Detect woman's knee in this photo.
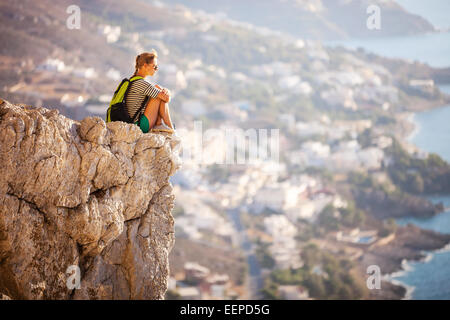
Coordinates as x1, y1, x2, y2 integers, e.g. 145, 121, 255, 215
144, 98, 161, 115
146, 97, 161, 109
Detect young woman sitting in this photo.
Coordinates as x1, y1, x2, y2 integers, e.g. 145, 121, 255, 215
126, 50, 175, 133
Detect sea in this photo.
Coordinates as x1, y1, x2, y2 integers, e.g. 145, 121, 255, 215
327, 0, 450, 300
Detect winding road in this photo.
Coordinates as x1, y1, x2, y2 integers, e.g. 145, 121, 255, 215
227, 208, 264, 299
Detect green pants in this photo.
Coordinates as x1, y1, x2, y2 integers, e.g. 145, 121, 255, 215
135, 114, 150, 133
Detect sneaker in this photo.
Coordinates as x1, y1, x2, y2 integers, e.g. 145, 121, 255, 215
151, 123, 175, 134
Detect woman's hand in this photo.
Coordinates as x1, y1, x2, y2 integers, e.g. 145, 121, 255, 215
155, 84, 171, 102
157, 90, 170, 103
163, 88, 171, 100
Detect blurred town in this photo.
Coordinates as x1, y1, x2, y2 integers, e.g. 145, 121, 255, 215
1, 0, 450, 300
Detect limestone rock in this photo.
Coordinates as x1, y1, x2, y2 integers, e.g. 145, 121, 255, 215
0, 100, 182, 299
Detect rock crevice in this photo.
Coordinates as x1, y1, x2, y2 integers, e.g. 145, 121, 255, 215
0, 100, 181, 299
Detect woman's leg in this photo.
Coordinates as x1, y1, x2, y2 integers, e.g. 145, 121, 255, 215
142, 98, 174, 131
159, 101, 174, 129
143, 97, 162, 129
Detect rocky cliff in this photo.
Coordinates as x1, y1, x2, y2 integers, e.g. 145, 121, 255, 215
0, 99, 182, 299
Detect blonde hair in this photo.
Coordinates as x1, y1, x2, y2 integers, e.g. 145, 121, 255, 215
134, 49, 158, 74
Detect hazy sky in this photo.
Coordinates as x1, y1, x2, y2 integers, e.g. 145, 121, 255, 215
396, 0, 450, 29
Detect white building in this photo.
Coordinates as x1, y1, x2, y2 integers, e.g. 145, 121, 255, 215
270, 61, 293, 77
185, 69, 206, 81
251, 181, 306, 214
333, 71, 364, 86
373, 136, 393, 149
321, 87, 357, 110
295, 121, 328, 137
174, 189, 235, 240
98, 25, 121, 43
37, 58, 65, 72
162, 64, 187, 90
298, 141, 331, 167
231, 72, 248, 82
358, 147, 384, 170
72, 67, 97, 79
60, 94, 87, 108
285, 200, 316, 222
264, 215, 303, 269
279, 114, 296, 130
278, 75, 301, 90
264, 215, 297, 238
106, 68, 121, 81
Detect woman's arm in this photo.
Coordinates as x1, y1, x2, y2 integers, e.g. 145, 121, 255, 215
155, 84, 171, 102
157, 90, 170, 102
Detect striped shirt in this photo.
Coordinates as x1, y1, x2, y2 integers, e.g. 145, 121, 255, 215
125, 78, 161, 120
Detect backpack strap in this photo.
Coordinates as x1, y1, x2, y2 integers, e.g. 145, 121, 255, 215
124, 76, 147, 123
130, 101, 147, 124
123, 76, 143, 102
132, 96, 150, 125
130, 76, 143, 81
114, 78, 128, 94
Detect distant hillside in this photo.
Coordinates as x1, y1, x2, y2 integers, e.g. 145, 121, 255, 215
0, 0, 190, 108
1, 0, 446, 123
0, 0, 191, 70
160, 0, 435, 40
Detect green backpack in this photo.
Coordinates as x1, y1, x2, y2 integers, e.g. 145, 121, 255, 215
105, 76, 147, 124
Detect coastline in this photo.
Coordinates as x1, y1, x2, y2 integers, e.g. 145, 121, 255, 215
397, 101, 450, 157
395, 112, 423, 157
385, 241, 450, 300
403, 102, 450, 163
367, 224, 450, 300
373, 106, 450, 300
435, 241, 450, 254
329, 30, 450, 69
384, 251, 433, 300
385, 260, 415, 300
405, 113, 419, 142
